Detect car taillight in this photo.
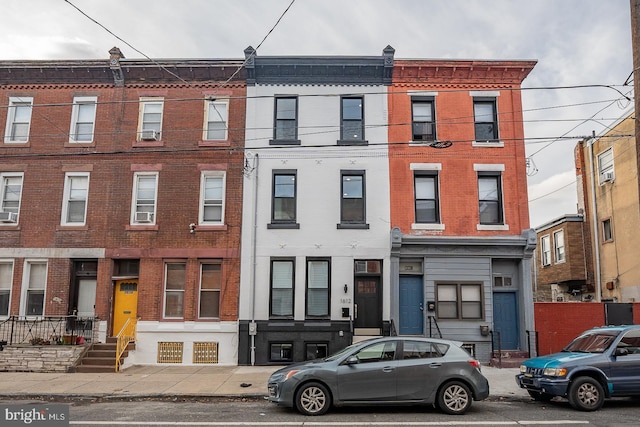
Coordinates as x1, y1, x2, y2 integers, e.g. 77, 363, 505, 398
468, 359, 481, 370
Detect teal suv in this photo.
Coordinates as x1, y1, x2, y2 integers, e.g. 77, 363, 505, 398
516, 325, 640, 411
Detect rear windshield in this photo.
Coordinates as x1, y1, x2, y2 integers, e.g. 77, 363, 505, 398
563, 331, 619, 353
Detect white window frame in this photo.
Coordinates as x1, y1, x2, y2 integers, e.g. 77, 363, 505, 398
0, 172, 23, 223
61, 172, 90, 226
553, 229, 566, 264
198, 262, 221, 319
199, 171, 225, 225
137, 97, 164, 141
0, 260, 14, 318
69, 96, 97, 142
4, 97, 33, 143
20, 260, 47, 317
204, 99, 228, 141
163, 262, 185, 319
540, 234, 551, 266
598, 148, 614, 184
130, 172, 158, 225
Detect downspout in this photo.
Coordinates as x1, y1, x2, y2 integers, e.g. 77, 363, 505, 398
249, 153, 259, 365
588, 134, 602, 302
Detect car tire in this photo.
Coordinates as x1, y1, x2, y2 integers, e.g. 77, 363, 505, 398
568, 376, 605, 411
295, 382, 331, 416
437, 381, 472, 415
527, 390, 554, 402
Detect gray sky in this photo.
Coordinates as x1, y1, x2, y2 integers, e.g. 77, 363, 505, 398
1, 0, 633, 228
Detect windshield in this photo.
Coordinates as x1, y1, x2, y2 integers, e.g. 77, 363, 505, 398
563, 331, 619, 353
324, 342, 361, 362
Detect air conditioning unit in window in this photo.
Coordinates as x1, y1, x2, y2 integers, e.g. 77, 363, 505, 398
602, 171, 614, 182
0, 211, 17, 223
140, 129, 159, 141
135, 211, 153, 223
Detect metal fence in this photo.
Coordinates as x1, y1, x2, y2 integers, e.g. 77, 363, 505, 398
0, 315, 98, 345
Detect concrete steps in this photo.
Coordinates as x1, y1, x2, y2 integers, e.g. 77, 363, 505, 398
72, 338, 135, 373
489, 350, 529, 368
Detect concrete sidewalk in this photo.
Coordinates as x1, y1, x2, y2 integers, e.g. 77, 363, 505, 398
0, 365, 528, 401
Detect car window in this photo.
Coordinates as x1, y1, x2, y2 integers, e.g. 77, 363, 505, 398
564, 331, 618, 353
355, 341, 397, 363
402, 340, 443, 359
617, 330, 640, 354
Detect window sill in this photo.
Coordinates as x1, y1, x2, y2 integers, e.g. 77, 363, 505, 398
337, 139, 368, 146
412, 223, 445, 231
133, 140, 164, 147
267, 223, 300, 229
409, 140, 436, 146
65, 141, 95, 147
126, 224, 159, 231
477, 224, 509, 231
56, 225, 89, 230
196, 224, 228, 231
199, 140, 231, 147
269, 139, 301, 145
337, 223, 370, 229
472, 140, 504, 147
0, 224, 20, 230
2, 141, 30, 147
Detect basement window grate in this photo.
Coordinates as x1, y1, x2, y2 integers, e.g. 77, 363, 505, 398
193, 342, 219, 364
157, 341, 184, 363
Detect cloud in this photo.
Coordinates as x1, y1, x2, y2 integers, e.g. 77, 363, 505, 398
528, 169, 579, 227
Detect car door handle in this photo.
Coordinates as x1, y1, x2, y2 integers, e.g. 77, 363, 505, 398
382, 366, 394, 373
429, 363, 442, 368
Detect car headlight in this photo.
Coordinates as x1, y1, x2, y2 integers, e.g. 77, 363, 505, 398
543, 367, 567, 377
520, 365, 527, 373
284, 370, 300, 381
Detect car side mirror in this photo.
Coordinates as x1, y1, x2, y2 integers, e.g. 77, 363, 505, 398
615, 347, 629, 357
345, 355, 359, 365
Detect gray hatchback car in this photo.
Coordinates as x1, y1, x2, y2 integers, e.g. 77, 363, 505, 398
267, 336, 489, 416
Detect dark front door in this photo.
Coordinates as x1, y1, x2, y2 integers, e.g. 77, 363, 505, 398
399, 276, 423, 335
493, 292, 519, 349
354, 277, 381, 335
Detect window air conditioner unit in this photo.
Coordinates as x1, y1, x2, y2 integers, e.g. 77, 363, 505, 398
140, 129, 159, 141
602, 171, 614, 182
135, 211, 153, 223
0, 211, 17, 223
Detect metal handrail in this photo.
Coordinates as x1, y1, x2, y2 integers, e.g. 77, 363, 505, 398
115, 317, 137, 372
427, 315, 443, 338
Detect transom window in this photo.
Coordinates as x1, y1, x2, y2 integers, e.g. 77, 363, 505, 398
473, 98, 498, 142
69, 96, 97, 142
273, 96, 298, 143
414, 172, 439, 223
204, 100, 228, 140
478, 173, 503, 224
164, 262, 185, 318
340, 96, 364, 143
200, 171, 225, 225
4, 97, 33, 143
412, 97, 436, 142
436, 283, 482, 320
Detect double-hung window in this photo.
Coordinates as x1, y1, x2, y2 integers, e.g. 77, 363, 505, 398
164, 262, 185, 318
598, 148, 614, 183
340, 96, 365, 143
4, 97, 33, 143
1, 173, 23, 223
138, 98, 163, 141
540, 235, 551, 266
436, 283, 482, 320
339, 170, 367, 227
554, 230, 566, 263
69, 96, 97, 142
204, 100, 228, 141
414, 171, 439, 223
0, 261, 13, 317
22, 261, 47, 316
270, 259, 294, 317
199, 263, 221, 318
412, 97, 436, 142
473, 97, 498, 142
270, 170, 297, 226
602, 218, 613, 242
272, 96, 299, 143
478, 172, 503, 225
131, 172, 158, 225
306, 258, 330, 318
61, 173, 89, 225
200, 171, 225, 225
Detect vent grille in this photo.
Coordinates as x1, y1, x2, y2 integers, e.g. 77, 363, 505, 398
157, 341, 184, 363
193, 342, 219, 364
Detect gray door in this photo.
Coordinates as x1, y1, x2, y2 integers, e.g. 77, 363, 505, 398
399, 276, 423, 335
493, 292, 519, 349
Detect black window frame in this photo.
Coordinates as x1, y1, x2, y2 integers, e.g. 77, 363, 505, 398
436, 282, 484, 320
473, 97, 499, 142
269, 342, 293, 362
411, 96, 436, 142
269, 258, 295, 318
478, 172, 504, 225
270, 96, 300, 145
269, 170, 299, 229
414, 171, 440, 223
338, 96, 366, 145
305, 342, 329, 361
338, 170, 368, 229
305, 257, 331, 318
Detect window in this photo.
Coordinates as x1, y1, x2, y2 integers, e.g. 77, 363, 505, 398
436, 283, 482, 320
270, 343, 293, 362
272, 97, 298, 143
204, 100, 228, 140
199, 263, 221, 318
164, 263, 185, 318
0, 261, 13, 317
22, 261, 46, 316
493, 275, 512, 287
1, 173, 23, 221
305, 343, 328, 360
61, 173, 89, 225
306, 259, 330, 317
602, 218, 613, 242
412, 97, 436, 141
473, 98, 498, 142
340, 171, 366, 226
131, 172, 158, 224
598, 148, 614, 183
199, 171, 225, 225
414, 172, 439, 223
554, 230, 566, 263
478, 173, 503, 224
4, 97, 33, 143
271, 171, 297, 225
270, 259, 294, 317
354, 341, 397, 363
540, 235, 551, 266
138, 98, 163, 141
340, 96, 364, 143
69, 96, 97, 142
402, 340, 446, 359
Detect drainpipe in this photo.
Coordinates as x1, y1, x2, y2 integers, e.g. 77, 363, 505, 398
249, 153, 259, 365
587, 134, 602, 302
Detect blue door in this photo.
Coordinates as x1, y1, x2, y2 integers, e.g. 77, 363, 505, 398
493, 292, 519, 349
399, 276, 423, 335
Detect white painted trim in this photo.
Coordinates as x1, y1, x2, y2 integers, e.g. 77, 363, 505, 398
412, 223, 445, 231
477, 224, 510, 231
472, 140, 505, 148
410, 163, 442, 171
469, 90, 500, 97
474, 163, 505, 171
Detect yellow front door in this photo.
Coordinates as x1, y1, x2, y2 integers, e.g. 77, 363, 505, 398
113, 280, 138, 336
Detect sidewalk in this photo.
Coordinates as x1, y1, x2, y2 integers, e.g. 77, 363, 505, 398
0, 365, 528, 401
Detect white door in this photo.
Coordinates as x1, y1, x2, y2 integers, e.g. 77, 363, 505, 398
77, 279, 96, 317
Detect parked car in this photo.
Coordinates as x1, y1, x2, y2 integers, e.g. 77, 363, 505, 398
267, 336, 489, 416
516, 325, 640, 411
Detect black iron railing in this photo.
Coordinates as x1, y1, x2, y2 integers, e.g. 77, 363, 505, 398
0, 315, 98, 345
427, 315, 443, 338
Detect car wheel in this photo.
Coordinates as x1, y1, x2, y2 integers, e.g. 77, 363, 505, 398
527, 390, 554, 402
295, 382, 331, 416
437, 381, 472, 415
568, 377, 605, 411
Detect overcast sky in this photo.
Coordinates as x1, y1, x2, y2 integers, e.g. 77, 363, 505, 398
1, 0, 634, 228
